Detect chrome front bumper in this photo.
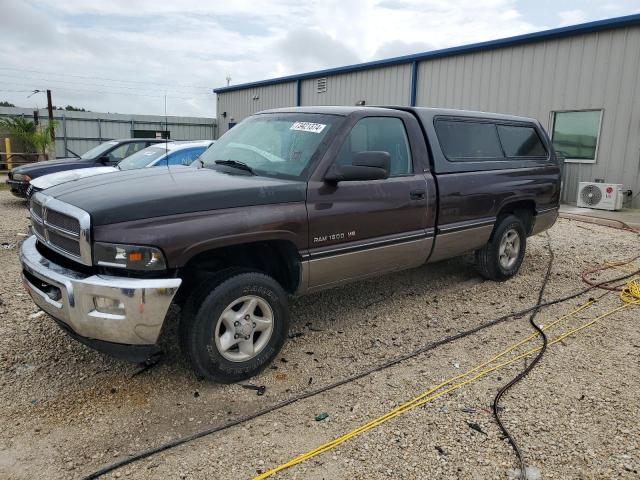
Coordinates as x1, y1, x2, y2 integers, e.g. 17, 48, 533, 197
20, 235, 182, 347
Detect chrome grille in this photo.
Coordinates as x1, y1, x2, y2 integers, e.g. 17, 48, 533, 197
32, 222, 45, 239
29, 193, 92, 265
47, 230, 81, 256
31, 200, 43, 220
46, 210, 80, 235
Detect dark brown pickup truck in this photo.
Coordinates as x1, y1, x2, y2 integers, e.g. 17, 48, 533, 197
20, 106, 560, 382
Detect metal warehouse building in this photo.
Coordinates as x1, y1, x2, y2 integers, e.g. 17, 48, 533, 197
214, 14, 640, 208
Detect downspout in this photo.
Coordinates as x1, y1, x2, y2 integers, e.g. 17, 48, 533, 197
410, 61, 418, 107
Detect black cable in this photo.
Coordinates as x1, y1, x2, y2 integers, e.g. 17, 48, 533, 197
492, 233, 554, 479
83, 265, 640, 480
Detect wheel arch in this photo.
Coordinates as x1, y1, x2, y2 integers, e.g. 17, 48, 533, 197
494, 198, 537, 237
175, 239, 302, 304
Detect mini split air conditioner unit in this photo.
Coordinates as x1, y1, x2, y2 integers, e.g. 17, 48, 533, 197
577, 182, 624, 211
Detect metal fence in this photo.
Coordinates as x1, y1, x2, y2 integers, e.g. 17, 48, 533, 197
0, 151, 38, 169
0, 107, 217, 168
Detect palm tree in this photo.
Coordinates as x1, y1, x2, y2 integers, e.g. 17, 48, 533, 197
0, 116, 56, 156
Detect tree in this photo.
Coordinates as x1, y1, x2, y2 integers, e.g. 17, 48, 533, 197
0, 116, 56, 156
53, 105, 87, 111
0, 100, 16, 107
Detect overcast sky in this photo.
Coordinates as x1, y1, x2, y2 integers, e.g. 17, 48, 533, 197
1, 0, 638, 118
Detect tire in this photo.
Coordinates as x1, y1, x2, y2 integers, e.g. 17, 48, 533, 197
475, 215, 527, 281
180, 271, 289, 383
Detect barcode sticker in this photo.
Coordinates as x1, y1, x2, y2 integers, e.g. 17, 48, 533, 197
290, 122, 326, 133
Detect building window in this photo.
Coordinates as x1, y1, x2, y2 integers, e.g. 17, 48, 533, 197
132, 129, 170, 139
551, 110, 602, 163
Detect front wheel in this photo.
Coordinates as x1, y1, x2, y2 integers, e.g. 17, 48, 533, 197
475, 215, 527, 281
180, 271, 289, 383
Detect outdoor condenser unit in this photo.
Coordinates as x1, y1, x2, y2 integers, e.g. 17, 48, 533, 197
576, 182, 625, 211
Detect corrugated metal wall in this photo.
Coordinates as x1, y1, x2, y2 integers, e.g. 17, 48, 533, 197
216, 24, 640, 207
300, 64, 412, 106
215, 64, 412, 136
216, 82, 296, 136
0, 107, 216, 159
416, 26, 640, 207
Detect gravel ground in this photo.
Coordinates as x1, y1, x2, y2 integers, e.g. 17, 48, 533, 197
0, 189, 638, 480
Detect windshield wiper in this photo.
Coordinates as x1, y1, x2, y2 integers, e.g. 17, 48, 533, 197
214, 159, 255, 174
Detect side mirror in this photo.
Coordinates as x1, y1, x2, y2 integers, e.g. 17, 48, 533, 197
325, 151, 390, 183
98, 155, 112, 165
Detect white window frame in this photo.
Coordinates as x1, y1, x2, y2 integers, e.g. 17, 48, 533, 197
549, 109, 603, 164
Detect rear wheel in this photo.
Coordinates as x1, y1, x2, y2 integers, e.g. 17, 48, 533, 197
475, 215, 526, 281
180, 271, 289, 383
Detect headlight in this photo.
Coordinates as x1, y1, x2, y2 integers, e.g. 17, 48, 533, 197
93, 242, 167, 271
13, 173, 31, 181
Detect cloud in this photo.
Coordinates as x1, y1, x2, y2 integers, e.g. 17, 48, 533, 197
274, 28, 361, 74
1, 1, 638, 117
0, 1, 61, 46
558, 9, 588, 26
373, 40, 437, 60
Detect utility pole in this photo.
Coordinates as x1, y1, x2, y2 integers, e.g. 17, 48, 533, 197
26, 89, 57, 159
46, 89, 56, 159
46, 89, 54, 141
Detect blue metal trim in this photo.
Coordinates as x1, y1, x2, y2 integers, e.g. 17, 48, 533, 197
213, 13, 640, 94
410, 61, 418, 107
296, 79, 301, 106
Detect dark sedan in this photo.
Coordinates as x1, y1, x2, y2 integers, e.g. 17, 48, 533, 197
7, 138, 169, 198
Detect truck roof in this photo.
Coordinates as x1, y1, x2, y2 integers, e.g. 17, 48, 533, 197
258, 106, 538, 124
259, 106, 373, 116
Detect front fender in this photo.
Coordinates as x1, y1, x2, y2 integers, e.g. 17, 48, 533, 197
92, 203, 308, 268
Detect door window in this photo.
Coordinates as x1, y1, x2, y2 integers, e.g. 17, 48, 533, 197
335, 117, 412, 176
105, 142, 145, 163
125, 142, 147, 157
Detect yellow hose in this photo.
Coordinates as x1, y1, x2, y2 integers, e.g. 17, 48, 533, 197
621, 279, 640, 305
255, 281, 640, 480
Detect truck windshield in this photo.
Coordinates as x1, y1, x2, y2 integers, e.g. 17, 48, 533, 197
199, 114, 341, 178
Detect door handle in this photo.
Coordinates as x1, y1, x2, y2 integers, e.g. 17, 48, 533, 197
410, 189, 425, 200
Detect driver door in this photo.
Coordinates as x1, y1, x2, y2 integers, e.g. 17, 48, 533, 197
306, 115, 432, 290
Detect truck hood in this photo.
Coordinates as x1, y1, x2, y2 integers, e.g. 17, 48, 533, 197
42, 167, 306, 225
13, 158, 94, 178
31, 166, 118, 190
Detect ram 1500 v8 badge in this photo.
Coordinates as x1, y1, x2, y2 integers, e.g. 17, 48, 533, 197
20, 106, 560, 382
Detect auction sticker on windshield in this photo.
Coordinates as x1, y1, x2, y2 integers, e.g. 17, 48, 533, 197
290, 122, 326, 133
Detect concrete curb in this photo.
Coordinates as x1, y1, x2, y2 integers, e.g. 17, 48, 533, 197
559, 212, 640, 232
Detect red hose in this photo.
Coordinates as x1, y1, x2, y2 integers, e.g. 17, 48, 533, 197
581, 256, 640, 292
